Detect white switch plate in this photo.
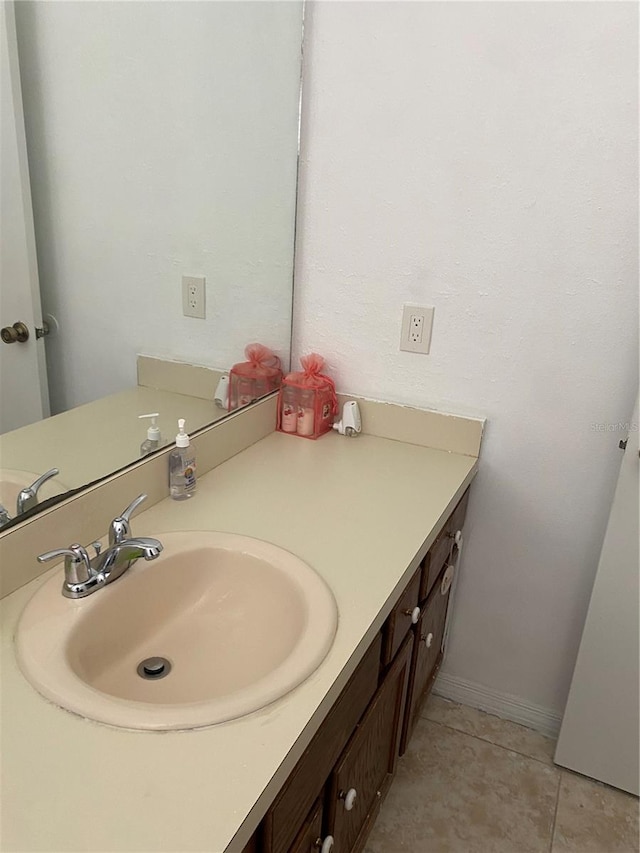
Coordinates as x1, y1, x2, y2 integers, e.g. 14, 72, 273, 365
182, 275, 206, 319
400, 305, 434, 354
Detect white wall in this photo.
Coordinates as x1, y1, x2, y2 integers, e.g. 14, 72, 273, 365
16, 1, 302, 413
294, 2, 638, 717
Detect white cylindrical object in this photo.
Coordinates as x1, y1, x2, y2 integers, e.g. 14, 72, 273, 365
424, 632, 434, 648
319, 836, 334, 853
214, 375, 229, 409
343, 788, 357, 811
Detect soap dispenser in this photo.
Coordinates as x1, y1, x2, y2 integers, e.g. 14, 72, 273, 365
139, 413, 161, 455
169, 418, 196, 500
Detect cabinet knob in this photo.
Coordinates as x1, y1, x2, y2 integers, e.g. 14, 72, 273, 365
339, 787, 357, 811
314, 836, 334, 853
402, 605, 421, 624
421, 632, 434, 648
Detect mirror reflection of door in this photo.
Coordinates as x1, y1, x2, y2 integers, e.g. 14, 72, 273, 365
0, 1, 49, 434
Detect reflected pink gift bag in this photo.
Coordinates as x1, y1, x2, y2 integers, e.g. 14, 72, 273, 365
277, 354, 337, 439
228, 344, 283, 411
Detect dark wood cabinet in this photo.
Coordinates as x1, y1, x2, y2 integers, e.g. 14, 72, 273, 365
400, 567, 452, 754
262, 635, 381, 853
326, 634, 412, 853
419, 487, 469, 603
256, 486, 471, 853
289, 798, 324, 853
381, 567, 420, 667
241, 833, 260, 853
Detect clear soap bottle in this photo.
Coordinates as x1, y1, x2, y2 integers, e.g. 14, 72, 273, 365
169, 419, 196, 500
139, 412, 161, 455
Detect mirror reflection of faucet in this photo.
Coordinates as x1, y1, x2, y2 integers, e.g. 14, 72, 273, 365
0, 467, 60, 528
36, 493, 163, 599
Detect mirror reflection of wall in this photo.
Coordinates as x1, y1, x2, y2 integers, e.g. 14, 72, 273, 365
0, 0, 303, 520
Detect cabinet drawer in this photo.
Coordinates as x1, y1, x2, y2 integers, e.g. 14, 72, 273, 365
381, 567, 421, 667
263, 633, 382, 853
289, 798, 323, 853
449, 487, 470, 537
419, 488, 469, 602
400, 568, 453, 755
327, 634, 412, 853
419, 527, 451, 602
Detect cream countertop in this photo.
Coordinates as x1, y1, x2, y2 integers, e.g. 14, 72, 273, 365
0, 429, 477, 852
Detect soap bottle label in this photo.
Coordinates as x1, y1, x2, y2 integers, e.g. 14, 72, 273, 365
183, 457, 196, 488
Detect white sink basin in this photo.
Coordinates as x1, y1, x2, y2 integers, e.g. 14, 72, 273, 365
16, 532, 338, 730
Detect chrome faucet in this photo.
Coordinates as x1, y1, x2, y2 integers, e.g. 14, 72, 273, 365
17, 468, 60, 515
37, 494, 163, 599
0, 468, 60, 528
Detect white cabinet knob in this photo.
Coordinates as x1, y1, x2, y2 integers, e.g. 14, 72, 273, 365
340, 787, 357, 811
403, 606, 420, 624
423, 632, 434, 648
315, 836, 334, 853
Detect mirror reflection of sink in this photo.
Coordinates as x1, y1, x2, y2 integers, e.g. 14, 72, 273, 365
16, 532, 338, 730
0, 469, 68, 512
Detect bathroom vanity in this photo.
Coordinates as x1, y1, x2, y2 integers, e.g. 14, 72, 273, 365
255, 487, 469, 853
0, 399, 482, 852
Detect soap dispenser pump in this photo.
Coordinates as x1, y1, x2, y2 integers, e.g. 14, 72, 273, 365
139, 413, 161, 455
169, 418, 196, 500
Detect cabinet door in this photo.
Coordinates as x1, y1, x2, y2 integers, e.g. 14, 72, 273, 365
262, 634, 382, 853
400, 567, 452, 754
326, 634, 412, 853
289, 798, 324, 853
240, 832, 259, 853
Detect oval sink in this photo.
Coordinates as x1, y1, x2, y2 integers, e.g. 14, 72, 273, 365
16, 532, 338, 730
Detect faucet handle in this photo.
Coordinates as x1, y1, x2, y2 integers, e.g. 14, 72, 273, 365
16, 467, 60, 515
38, 543, 92, 585
109, 493, 147, 545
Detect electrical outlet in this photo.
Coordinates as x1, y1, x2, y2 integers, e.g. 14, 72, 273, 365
409, 313, 424, 344
400, 305, 434, 354
182, 275, 206, 319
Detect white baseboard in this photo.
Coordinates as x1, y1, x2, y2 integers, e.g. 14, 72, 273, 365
433, 671, 563, 740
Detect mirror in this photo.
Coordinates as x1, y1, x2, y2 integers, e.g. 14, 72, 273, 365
0, 0, 302, 527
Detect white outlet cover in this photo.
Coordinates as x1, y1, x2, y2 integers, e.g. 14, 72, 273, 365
182, 275, 206, 319
400, 304, 434, 354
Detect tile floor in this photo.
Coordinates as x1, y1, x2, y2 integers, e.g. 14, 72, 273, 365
364, 695, 639, 853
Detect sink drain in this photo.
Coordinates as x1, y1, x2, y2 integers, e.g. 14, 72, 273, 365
137, 656, 172, 680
